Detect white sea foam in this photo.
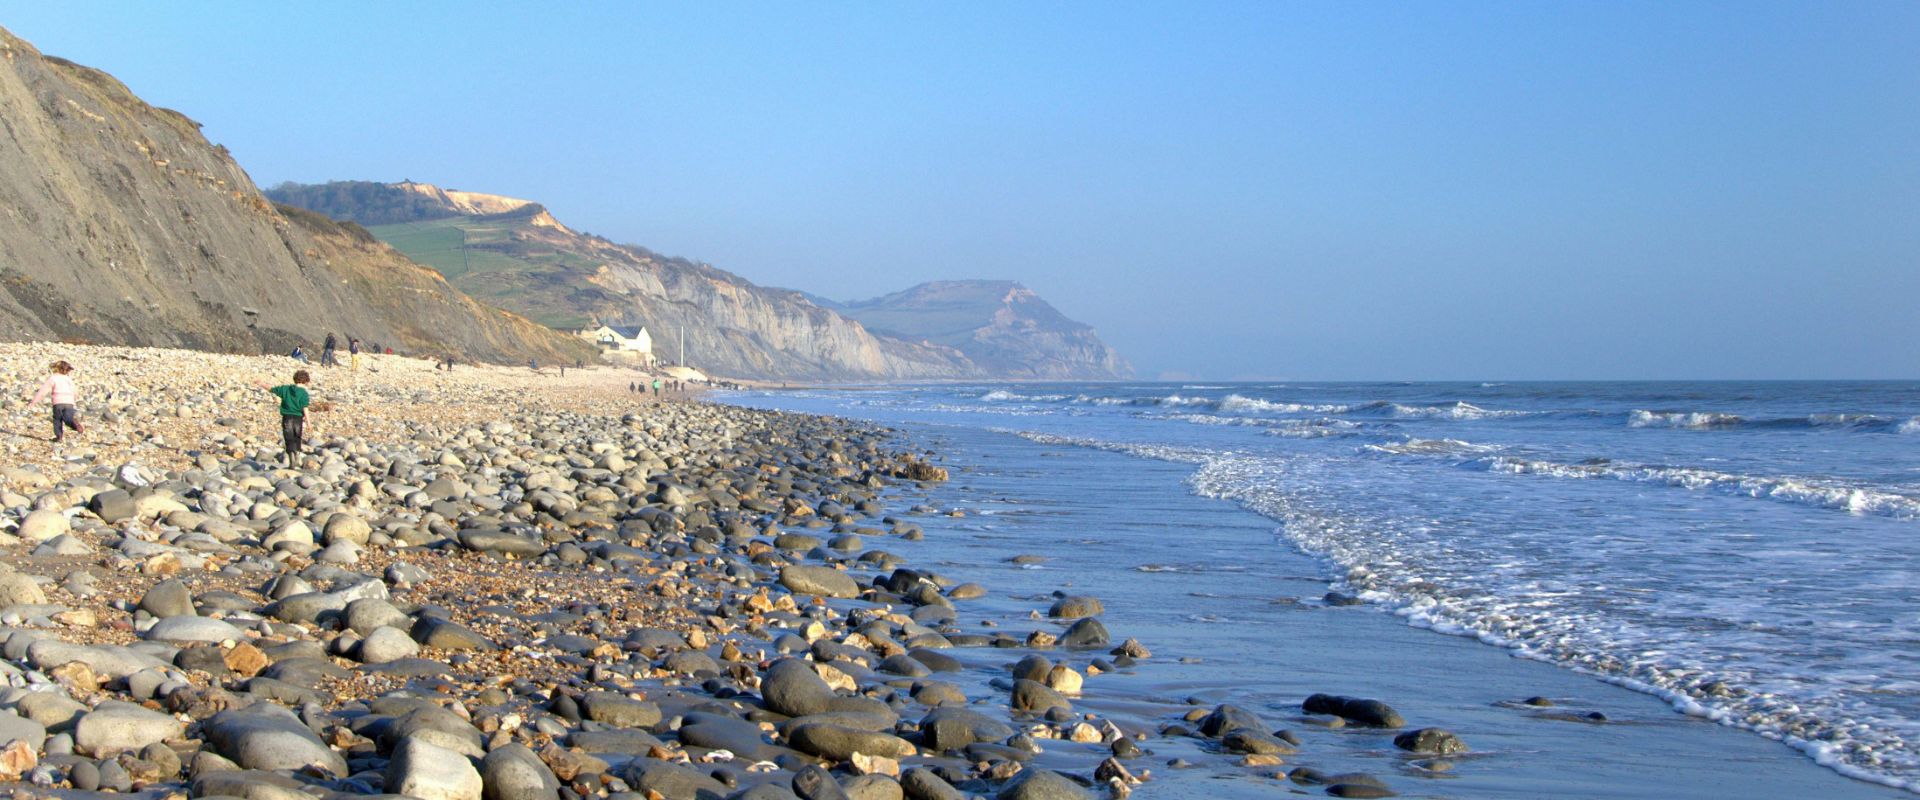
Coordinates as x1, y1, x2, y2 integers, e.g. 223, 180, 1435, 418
1217, 394, 1349, 415
1003, 428, 1920, 791
1363, 437, 1502, 456
1482, 456, 1920, 520
979, 390, 1069, 403
1630, 410, 1748, 428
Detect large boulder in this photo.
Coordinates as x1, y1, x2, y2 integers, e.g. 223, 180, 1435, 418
780, 565, 860, 599
479, 743, 559, 800
18, 509, 69, 542
144, 616, 244, 644
138, 579, 196, 618
996, 769, 1092, 800
1010, 680, 1070, 714
73, 702, 183, 755
357, 627, 421, 664
785, 723, 916, 761
918, 708, 1014, 752
204, 703, 347, 776
0, 574, 47, 609
1302, 694, 1404, 728
321, 514, 372, 546
387, 736, 483, 800
1046, 596, 1103, 619
578, 692, 661, 729
1393, 728, 1468, 755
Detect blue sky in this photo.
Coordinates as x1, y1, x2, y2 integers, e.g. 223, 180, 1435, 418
4, 2, 1916, 379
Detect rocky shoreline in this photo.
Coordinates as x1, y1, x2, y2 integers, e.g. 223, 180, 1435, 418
0, 344, 1459, 800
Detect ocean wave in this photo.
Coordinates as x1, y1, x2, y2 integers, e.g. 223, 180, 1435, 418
1364, 437, 1503, 457
1632, 409, 1920, 433
1217, 394, 1349, 415
1481, 456, 1920, 520
979, 389, 1070, 403
1349, 400, 1532, 420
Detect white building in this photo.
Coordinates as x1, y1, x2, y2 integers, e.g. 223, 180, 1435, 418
578, 323, 653, 364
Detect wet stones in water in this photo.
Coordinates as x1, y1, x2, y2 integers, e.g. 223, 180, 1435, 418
1047, 596, 1104, 619
1302, 694, 1405, 728
786, 723, 916, 761
919, 707, 1015, 752
793, 764, 852, 800
1328, 783, 1398, 798
996, 768, 1094, 800
1222, 728, 1295, 756
1197, 704, 1266, 738
902, 767, 968, 800
1011, 679, 1071, 714
1058, 618, 1109, 648
948, 583, 987, 600
1392, 728, 1467, 755
1323, 592, 1365, 607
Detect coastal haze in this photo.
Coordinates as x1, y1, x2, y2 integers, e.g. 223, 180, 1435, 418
0, 5, 1912, 800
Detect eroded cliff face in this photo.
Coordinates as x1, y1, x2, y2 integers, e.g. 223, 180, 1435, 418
269, 183, 981, 380
830, 281, 1134, 380
0, 28, 591, 364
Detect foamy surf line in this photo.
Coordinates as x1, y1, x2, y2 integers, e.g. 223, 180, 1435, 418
998, 426, 1920, 794
1479, 455, 1920, 520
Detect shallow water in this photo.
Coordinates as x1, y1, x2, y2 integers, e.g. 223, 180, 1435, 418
723, 381, 1920, 797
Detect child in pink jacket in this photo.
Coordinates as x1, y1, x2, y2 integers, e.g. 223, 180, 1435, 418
29, 360, 83, 442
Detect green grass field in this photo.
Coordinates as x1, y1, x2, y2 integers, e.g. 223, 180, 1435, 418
369, 220, 536, 280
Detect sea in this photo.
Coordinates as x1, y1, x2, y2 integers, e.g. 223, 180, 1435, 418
721, 381, 1920, 798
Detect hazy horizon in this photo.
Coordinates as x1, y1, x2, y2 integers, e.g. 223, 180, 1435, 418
6, 2, 1916, 380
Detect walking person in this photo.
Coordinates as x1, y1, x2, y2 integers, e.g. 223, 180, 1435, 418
321, 333, 338, 367
348, 338, 362, 371
28, 360, 83, 443
257, 370, 326, 466
651, 378, 661, 397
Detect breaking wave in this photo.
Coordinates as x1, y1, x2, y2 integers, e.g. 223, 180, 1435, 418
1481, 456, 1920, 520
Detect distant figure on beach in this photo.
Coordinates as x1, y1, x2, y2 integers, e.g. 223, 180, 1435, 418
652, 378, 661, 396
629, 382, 636, 393
258, 369, 326, 466
349, 338, 362, 370
28, 360, 83, 443
445, 354, 456, 371
528, 358, 538, 372
290, 346, 309, 363
321, 333, 338, 367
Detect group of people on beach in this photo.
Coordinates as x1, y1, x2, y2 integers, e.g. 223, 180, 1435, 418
23, 358, 325, 467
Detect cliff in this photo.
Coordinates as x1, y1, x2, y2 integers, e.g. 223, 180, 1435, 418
826, 281, 1133, 380
268, 182, 982, 380
0, 27, 594, 364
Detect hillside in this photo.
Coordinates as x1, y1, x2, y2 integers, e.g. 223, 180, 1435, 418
825, 280, 1133, 380
273, 181, 1068, 380
0, 27, 593, 364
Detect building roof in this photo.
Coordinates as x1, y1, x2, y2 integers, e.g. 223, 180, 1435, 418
601, 325, 647, 339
